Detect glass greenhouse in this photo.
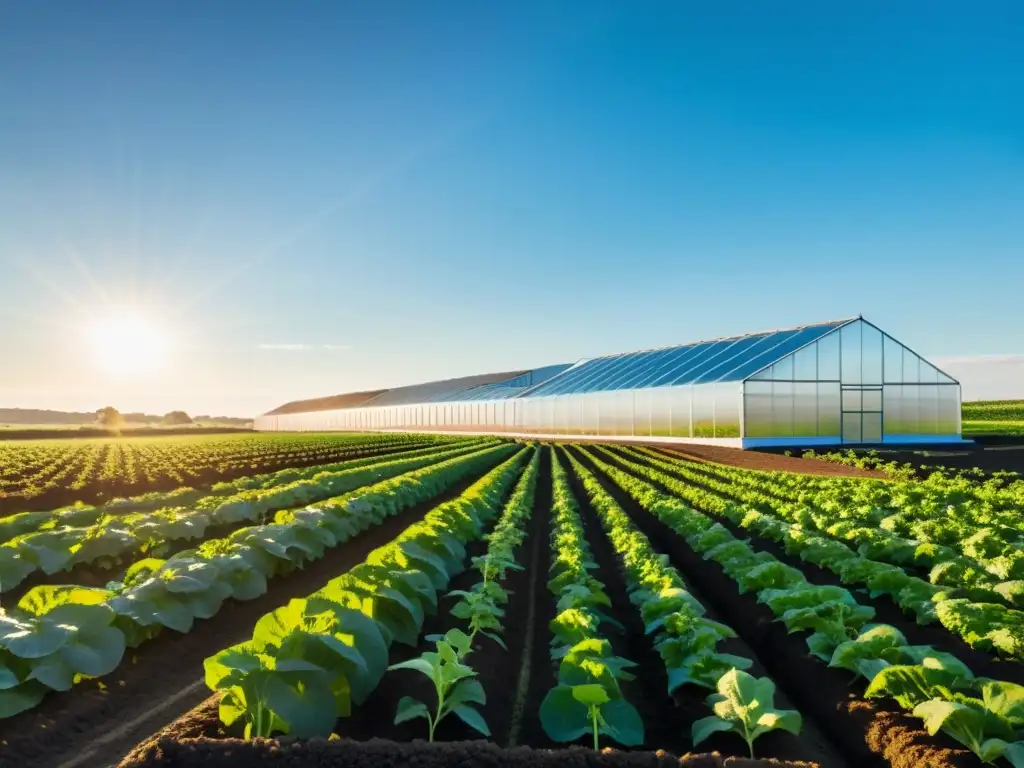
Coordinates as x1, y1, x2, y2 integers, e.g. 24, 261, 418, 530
255, 317, 963, 447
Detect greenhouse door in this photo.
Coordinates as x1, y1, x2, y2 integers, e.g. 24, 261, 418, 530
841, 386, 883, 444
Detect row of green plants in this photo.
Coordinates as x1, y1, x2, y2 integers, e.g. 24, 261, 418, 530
0, 433, 445, 511
611, 447, 1024, 659
630, 447, 1024, 608
580, 447, 1024, 766
538, 448, 642, 750
389, 447, 541, 740
564, 449, 801, 757
0, 437, 483, 545
0, 443, 517, 720
694, 447, 1024, 563
203, 447, 532, 738
0, 441, 494, 591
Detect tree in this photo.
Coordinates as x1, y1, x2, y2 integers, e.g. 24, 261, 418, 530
95, 407, 123, 428
161, 410, 194, 426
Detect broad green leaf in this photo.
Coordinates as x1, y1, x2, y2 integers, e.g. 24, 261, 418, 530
452, 704, 490, 736
692, 714, 734, 747
447, 678, 486, 709
983, 681, 1024, 728
572, 683, 610, 706
394, 695, 429, 724
601, 698, 644, 746
0, 681, 48, 718
539, 685, 591, 742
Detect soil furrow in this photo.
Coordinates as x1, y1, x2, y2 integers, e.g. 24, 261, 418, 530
613, 446, 1024, 685
569, 447, 974, 768
0, 466, 493, 768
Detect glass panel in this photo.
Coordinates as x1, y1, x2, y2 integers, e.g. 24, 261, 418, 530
632, 344, 706, 389
669, 386, 691, 438
920, 386, 939, 435
717, 328, 804, 381
678, 339, 749, 384
936, 367, 956, 384
883, 336, 903, 383
692, 384, 715, 437
714, 383, 741, 437
633, 390, 651, 437
773, 354, 794, 381
905, 387, 923, 435
772, 381, 794, 437
650, 388, 671, 436
744, 382, 774, 437
817, 331, 840, 380
750, 367, 773, 380
902, 349, 920, 383
861, 324, 883, 385
579, 353, 644, 393
843, 412, 862, 442
793, 344, 817, 380
862, 412, 882, 442
582, 393, 598, 435
657, 341, 732, 386
862, 389, 882, 411
920, 362, 938, 384
613, 347, 676, 390
794, 382, 818, 436
842, 390, 862, 412
937, 386, 960, 434
694, 334, 772, 383
818, 383, 841, 436
841, 321, 862, 385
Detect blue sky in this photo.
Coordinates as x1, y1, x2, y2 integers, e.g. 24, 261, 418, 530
1, 1, 1022, 416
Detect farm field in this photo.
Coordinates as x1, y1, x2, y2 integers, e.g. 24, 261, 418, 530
0, 432, 458, 516
2, 437, 1024, 767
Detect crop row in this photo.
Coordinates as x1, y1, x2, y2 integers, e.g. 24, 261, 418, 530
0, 442, 516, 718
0, 433, 455, 514
579, 446, 1024, 765
613, 447, 1024, 657
0, 440, 496, 592
203, 446, 532, 737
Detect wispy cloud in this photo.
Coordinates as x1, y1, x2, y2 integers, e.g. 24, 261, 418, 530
932, 353, 1024, 366
257, 343, 313, 351
258, 343, 353, 351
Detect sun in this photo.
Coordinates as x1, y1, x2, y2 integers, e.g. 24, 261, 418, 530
87, 311, 169, 375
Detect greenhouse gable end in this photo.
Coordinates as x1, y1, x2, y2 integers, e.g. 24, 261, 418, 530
255, 317, 964, 448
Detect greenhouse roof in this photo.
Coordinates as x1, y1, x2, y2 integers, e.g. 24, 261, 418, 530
518, 317, 854, 397
261, 318, 867, 415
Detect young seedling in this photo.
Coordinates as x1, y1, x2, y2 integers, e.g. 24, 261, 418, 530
691, 669, 802, 758
539, 682, 643, 750
389, 628, 490, 742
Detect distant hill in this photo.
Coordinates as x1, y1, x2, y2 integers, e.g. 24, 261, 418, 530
0, 408, 252, 428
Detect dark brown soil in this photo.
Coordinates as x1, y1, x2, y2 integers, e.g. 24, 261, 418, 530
330, 451, 542, 746
568, 447, 975, 768
0, 468, 495, 768
657, 445, 887, 479
117, 734, 820, 768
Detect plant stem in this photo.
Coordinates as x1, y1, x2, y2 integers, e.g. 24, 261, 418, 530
591, 705, 599, 751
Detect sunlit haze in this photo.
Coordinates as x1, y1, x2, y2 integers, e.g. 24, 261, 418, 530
2, 2, 1023, 418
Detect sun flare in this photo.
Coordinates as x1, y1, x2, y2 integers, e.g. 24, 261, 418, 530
87, 311, 169, 375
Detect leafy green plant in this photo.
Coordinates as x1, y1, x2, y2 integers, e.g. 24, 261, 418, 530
540, 682, 643, 750
692, 669, 802, 758
914, 681, 1024, 765
390, 628, 489, 741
